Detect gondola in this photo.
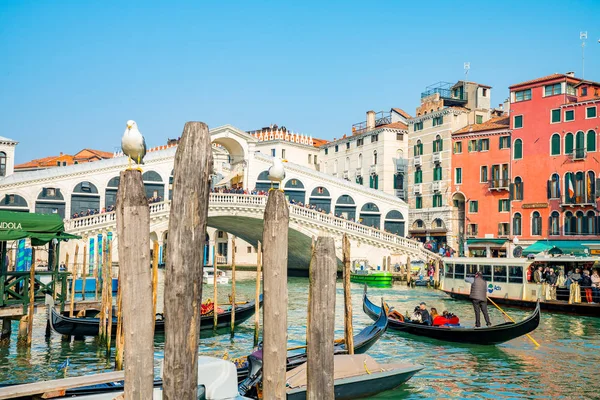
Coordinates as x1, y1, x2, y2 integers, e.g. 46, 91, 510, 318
47, 295, 263, 337
362, 287, 540, 345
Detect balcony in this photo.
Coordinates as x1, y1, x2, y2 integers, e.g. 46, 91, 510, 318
394, 158, 408, 173
561, 195, 596, 208
570, 148, 587, 161
432, 152, 441, 164
413, 184, 422, 195
432, 181, 442, 192
369, 165, 377, 175
413, 155, 422, 167
421, 81, 468, 107
356, 167, 362, 177
488, 178, 510, 190
395, 189, 407, 201
351, 111, 392, 135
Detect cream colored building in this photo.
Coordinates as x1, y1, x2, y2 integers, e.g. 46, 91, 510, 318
407, 81, 493, 249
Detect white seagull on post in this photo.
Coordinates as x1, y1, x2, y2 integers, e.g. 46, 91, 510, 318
268, 157, 286, 192
121, 120, 147, 171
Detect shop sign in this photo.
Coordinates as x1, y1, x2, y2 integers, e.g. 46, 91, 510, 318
522, 203, 548, 209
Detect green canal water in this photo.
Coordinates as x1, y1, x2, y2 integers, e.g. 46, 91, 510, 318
1, 276, 598, 399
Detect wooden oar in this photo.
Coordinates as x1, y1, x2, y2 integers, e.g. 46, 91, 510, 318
487, 297, 540, 347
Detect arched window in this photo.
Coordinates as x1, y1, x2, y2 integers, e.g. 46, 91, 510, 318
565, 133, 574, 154
587, 130, 596, 152
551, 134, 561, 156
588, 171, 596, 203
414, 168, 423, 184
513, 139, 523, 159
345, 157, 349, 171
308, 154, 312, 164
373, 150, 378, 165
549, 173, 560, 199
565, 211, 573, 235
433, 165, 442, 181
433, 135, 443, 152
513, 213, 522, 236
414, 140, 423, 156
531, 211, 542, 236
575, 172, 585, 203
576, 211, 584, 235
587, 211, 596, 235
334, 160, 338, 174
550, 211, 560, 236
0, 152, 6, 177
513, 177, 523, 200
358, 153, 362, 168
565, 172, 575, 204
576, 131, 585, 154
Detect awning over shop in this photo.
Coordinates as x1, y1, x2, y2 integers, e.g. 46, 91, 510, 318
523, 240, 600, 256
0, 210, 81, 245
467, 239, 507, 245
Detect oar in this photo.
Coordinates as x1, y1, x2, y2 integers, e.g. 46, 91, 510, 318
487, 297, 540, 347
287, 338, 345, 352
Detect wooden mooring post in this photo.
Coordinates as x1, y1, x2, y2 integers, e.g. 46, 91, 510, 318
254, 241, 262, 346
81, 245, 87, 301
105, 239, 113, 351
230, 236, 236, 335
69, 245, 79, 317
163, 121, 213, 399
212, 243, 218, 330
152, 240, 159, 321
116, 169, 153, 399
342, 234, 354, 355
262, 190, 289, 399
114, 269, 124, 371
307, 237, 336, 400
27, 248, 35, 346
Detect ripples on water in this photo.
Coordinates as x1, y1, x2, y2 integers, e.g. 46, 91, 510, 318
0, 275, 597, 399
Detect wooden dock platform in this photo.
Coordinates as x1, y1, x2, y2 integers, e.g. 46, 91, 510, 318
0, 300, 102, 318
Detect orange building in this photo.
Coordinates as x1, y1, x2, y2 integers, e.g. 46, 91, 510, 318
508, 73, 600, 254
15, 148, 114, 171
451, 116, 511, 256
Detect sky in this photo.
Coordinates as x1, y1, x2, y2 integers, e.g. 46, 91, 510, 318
1, 0, 600, 163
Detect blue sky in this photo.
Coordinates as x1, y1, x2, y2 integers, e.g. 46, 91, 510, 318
2, 0, 600, 163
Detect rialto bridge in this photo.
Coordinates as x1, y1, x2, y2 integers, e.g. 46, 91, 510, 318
0, 125, 438, 271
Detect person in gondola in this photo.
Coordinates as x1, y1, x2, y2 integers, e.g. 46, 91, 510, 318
419, 302, 432, 325
545, 268, 557, 300
465, 271, 491, 328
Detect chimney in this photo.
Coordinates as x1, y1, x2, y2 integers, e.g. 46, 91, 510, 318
366, 110, 376, 131
566, 71, 575, 78
59, 152, 63, 156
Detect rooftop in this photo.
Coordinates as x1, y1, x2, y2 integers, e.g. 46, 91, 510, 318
509, 73, 581, 89
453, 116, 510, 135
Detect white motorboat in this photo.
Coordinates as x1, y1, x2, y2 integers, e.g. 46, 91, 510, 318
203, 268, 230, 285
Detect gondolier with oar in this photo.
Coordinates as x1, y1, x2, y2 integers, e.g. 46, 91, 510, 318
465, 272, 492, 328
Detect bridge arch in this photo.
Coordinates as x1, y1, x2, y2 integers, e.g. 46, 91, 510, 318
334, 195, 356, 220
384, 210, 405, 236
142, 170, 164, 200
0, 194, 29, 212
105, 176, 120, 209
309, 186, 332, 213
360, 202, 381, 228
256, 170, 278, 191
284, 178, 305, 203
36, 187, 66, 218
71, 181, 100, 216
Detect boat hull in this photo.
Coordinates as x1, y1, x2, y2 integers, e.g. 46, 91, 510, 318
350, 272, 392, 287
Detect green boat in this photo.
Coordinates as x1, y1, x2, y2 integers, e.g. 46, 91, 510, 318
350, 269, 393, 287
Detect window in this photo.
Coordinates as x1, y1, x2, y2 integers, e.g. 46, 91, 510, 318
325, 148, 329, 155
414, 169, 423, 184
369, 174, 379, 189
564, 211, 575, 235
498, 223, 510, 237
414, 140, 423, 156
498, 199, 509, 212
566, 84, 576, 95
46, 188, 56, 197
308, 154, 312, 164
482, 88, 487, 97
396, 133, 403, 140
544, 83, 562, 96
413, 121, 424, 131
587, 107, 597, 119
551, 109, 561, 123
575, 130, 585, 157
532, 211, 542, 235
346, 142, 350, 150
509, 266, 524, 283
550, 211, 560, 235
476, 115, 483, 124
357, 138, 364, 146
513, 139, 523, 159
513, 177, 524, 200
549, 173, 560, 199
479, 138, 489, 151
433, 194, 442, 207
514, 115, 523, 129
433, 166, 442, 181
587, 130, 596, 152
499, 136, 510, 149
335, 145, 339, 152
0, 152, 5, 177
56, 161, 61, 166
453, 141, 462, 154
468, 139, 477, 152
344, 157, 349, 171
371, 134, 379, 143
565, 110, 574, 122
373, 150, 377, 165
513, 213, 522, 236
415, 196, 422, 209
313, 155, 317, 164
358, 153, 362, 167
247, 246, 252, 253
480, 166, 488, 183
433, 135, 443, 152
587, 211, 596, 235
551, 134, 561, 155
455, 168, 462, 184
217, 231, 224, 238
432, 116, 443, 126
565, 133, 574, 154
281, 149, 286, 159
582, 87, 588, 96
467, 224, 478, 236
469, 200, 478, 213
515, 89, 531, 102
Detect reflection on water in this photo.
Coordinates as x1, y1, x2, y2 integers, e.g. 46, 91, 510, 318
0, 273, 597, 399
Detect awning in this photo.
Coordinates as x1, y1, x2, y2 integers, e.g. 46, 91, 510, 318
467, 239, 507, 245
523, 240, 600, 256
0, 210, 81, 245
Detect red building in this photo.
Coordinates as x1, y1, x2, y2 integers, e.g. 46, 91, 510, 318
451, 116, 512, 257
508, 73, 600, 254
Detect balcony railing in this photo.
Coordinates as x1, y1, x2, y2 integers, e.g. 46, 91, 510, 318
356, 167, 362, 177
351, 111, 392, 135
432, 153, 441, 164
395, 189, 407, 200
413, 184, 422, 195
488, 178, 510, 190
570, 148, 586, 160
369, 165, 377, 175
432, 181, 442, 192
413, 155, 422, 167
343, 170, 349, 180
561, 195, 596, 207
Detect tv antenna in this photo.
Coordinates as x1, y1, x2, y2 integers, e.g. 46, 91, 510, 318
581, 31, 587, 79
464, 62, 470, 80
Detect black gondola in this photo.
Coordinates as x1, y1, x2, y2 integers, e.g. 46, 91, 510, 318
363, 288, 540, 345
47, 295, 263, 337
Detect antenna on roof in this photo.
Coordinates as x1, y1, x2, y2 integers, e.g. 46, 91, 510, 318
464, 62, 470, 81
580, 31, 587, 79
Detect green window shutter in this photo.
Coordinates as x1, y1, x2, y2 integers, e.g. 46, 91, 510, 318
551, 109, 561, 123
439, 139, 443, 151
374, 175, 379, 189
587, 107, 597, 118
587, 131, 596, 152
498, 200, 502, 212
514, 140, 522, 159
369, 175, 373, 188
565, 134, 574, 154
551, 134, 561, 155
468, 141, 472, 152
514, 116, 523, 129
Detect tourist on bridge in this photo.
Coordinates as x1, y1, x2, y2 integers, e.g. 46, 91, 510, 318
464, 271, 491, 328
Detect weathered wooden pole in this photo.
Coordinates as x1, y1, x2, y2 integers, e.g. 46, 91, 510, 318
230, 236, 236, 335
435, 259, 442, 288
387, 256, 392, 273
406, 256, 411, 285
116, 169, 153, 399
98, 237, 108, 341
94, 244, 99, 300
262, 190, 289, 399
27, 248, 36, 346
63, 252, 70, 301
382, 256, 386, 272
307, 237, 336, 400
69, 245, 79, 317
81, 245, 87, 301
114, 269, 124, 371
152, 240, 159, 320
342, 234, 354, 355
212, 243, 218, 329
254, 241, 262, 346
106, 239, 113, 351
163, 121, 212, 399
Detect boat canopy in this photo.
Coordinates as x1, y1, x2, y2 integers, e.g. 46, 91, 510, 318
0, 210, 80, 245
466, 239, 507, 245
523, 240, 600, 256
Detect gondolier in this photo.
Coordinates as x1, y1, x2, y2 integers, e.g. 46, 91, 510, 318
465, 272, 492, 328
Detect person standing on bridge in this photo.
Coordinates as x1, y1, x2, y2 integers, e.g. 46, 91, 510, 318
464, 271, 491, 328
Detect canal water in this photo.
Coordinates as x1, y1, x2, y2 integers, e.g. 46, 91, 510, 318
0, 274, 598, 399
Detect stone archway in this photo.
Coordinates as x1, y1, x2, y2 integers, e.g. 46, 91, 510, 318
210, 125, 258, 190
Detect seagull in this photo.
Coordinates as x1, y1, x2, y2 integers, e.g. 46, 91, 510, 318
267, 157, 286, 192
121, 120, 147, 170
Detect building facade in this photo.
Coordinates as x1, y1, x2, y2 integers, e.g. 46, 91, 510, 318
407, 81, 493, 249
0, 136, 18, 178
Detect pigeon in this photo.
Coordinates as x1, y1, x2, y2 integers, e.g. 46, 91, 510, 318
267, 157, 286, 191
121, 120, 147, 170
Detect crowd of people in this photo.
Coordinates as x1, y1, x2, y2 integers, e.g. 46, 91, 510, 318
528, 265, 600, 303
72, 195, 164, 219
